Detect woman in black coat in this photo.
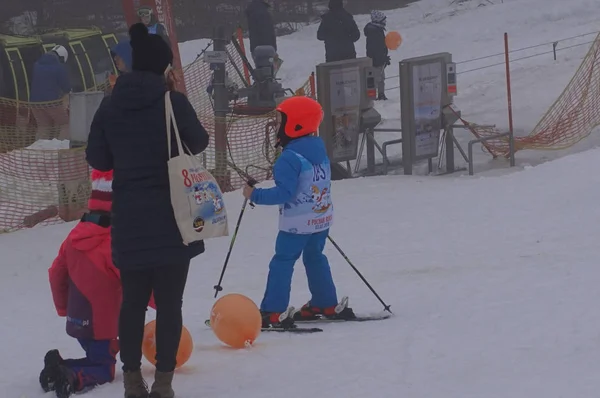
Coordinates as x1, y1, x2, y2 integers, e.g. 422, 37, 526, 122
317, 0, 360, 62
85, 23, 209, 398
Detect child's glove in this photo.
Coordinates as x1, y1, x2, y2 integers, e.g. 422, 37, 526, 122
242, 184, 254, 199
242, 179, 257, 200
386, 56, 391, 66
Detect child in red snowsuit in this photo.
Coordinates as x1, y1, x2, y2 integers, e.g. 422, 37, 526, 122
41, 169, 155, 398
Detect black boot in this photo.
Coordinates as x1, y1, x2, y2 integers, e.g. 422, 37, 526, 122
54, 365, 77, 398
39, 349, 63, 392
377, 94, 388, 101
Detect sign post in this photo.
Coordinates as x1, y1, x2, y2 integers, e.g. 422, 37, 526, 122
316, 58, 380, 178
399, 52, 453, 175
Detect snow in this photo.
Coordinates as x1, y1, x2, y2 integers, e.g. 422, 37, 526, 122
3, 0, 600, 397
25, 139, 70, 151
4, 143, 600, 397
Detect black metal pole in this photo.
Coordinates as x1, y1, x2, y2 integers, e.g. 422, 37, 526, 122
327, 235, 392, 313
213, 179, 257, 298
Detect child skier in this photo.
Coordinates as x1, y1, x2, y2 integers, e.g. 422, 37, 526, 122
364, 10, 391, 100
242, 96, 356, 328
40, 170, 155, 398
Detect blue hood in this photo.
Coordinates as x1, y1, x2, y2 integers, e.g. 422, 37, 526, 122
284, 135, 328, 165
111, 41, 133, 72
30, 52, 71, 102
38, 52, 60, 66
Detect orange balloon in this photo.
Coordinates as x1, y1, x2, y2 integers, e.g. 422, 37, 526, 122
210, 293, 262, 348
142, 320, 193, 369
385, 31, 403, 50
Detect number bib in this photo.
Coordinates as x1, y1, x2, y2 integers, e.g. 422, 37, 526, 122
278, 151, 334, 234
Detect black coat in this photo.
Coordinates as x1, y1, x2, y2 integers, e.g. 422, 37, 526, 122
85, 71, 210, 270
364, 23, 388, 67
245, 0, 277, 54
317, 7, 360, 63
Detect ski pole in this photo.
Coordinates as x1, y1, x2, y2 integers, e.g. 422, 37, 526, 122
327, 235, 392, 314
213, 179, 257, 298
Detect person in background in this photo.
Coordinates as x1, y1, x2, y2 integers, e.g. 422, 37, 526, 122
317, 0, 360, 62
30, 45, 71, 140
364, 10, 391, 100
40, 170, 156, 398
137, 6, 171, 47
112, 41, 133, 74
108, 41, 133, 91
245, 0, 277, 57
86, 22, 209, 398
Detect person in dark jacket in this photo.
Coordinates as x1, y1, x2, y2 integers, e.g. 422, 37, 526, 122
85, 22, 209, 398
108, 41, 133, 93
317, 0, 360, 62
111, 41, 133, 74
137, 6, 171, 47
245, 0, 277, 56
30, 45, 71, 140
364, 10, 390, 100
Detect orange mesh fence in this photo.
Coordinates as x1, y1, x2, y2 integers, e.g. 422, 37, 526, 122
6, 30, 600, 233
183, 31, 315, 190
0, 98, 93, 233
461, 32, 600, 157
0, 34, 313, 233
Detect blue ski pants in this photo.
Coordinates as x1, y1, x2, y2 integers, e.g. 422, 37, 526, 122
64, 338, 119, 391
260, 229, 338, 313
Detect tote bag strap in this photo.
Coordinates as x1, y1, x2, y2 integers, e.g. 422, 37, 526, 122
165, 92, 185, 159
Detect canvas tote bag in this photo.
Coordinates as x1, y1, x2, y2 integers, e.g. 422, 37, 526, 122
165, 92, 229, 244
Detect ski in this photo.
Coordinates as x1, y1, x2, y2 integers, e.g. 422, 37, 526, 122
293, 297, 392, 324
261, 326, 323, 333
204, 319, 322, 333
294, 313, 391, 324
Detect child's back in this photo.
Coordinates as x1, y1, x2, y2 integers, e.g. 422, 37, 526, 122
50, 215, 121, 340
275, 135, 334, 234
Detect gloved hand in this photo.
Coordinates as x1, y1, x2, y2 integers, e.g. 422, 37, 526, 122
386, 56, 391, 66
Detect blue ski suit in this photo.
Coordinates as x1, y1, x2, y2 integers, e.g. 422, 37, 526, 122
251, 135, 338, 313
66, 339, 119, 390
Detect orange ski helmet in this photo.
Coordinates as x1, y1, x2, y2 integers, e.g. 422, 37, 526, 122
276, 96, 324, 139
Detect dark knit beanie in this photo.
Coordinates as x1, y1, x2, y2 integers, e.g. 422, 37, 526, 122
329, 0, 343, 9
129, 23, 173, 75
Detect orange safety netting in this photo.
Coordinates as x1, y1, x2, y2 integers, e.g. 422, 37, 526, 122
183, 30, 314, 191
0, 32, 314, 233
461, 32, 600, 158
0, 98, 95, 233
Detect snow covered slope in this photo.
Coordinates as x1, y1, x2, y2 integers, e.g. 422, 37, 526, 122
3, 144, 600, 397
